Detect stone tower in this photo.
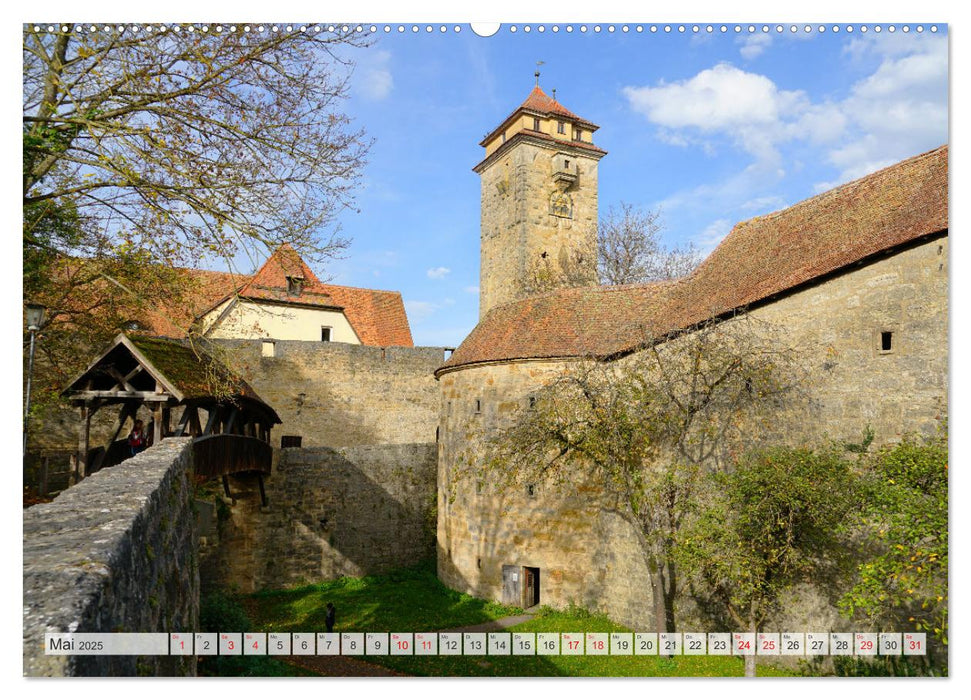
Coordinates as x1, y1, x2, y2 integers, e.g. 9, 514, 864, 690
474, 85, 607, 318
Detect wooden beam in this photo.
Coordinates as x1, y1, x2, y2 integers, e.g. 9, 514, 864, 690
91, 403, 138, 473
173, 408, 191, 437
257, 474, 268, 507
188, 407, 202, 437
76, 404, 91, 482
224, 407, 239, 435
69, 390, 170, 400
203, 407, 220, 436
152, 403, 163, 445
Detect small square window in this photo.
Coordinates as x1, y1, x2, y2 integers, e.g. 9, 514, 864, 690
557, 121, 565, 134
321, 327, 332, 342
880, 331, 893, 353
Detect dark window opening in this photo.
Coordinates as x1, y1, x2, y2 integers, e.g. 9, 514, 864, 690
564, 159, 570, 169
286, 275, 304, 296
321, 327, 332, 342
475, 399, 482, 413
557, 121, 565, 134
574, 129, 583, 141
529, 396, 536, 409
281, 435, 302, 448
526, 484, 535, 498
881, 331, 893, 352
533, 117, 540, 131
477, 557, 482, 569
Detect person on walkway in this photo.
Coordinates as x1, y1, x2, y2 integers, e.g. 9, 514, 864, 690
128, 419, 147, 456
325, 602, 336, 633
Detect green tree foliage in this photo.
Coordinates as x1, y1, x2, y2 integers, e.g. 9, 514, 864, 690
487, 315, 803, 636
840, 427, 948, 667
675, 446, 857, 676
22, 24, 370, 411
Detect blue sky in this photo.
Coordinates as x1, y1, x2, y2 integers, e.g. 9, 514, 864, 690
313, 23, 948, 348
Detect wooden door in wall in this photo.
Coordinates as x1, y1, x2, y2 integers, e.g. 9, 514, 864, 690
522, 567, 540, 608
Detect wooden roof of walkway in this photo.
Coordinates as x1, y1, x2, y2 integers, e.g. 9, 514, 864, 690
62, 334, 281, 504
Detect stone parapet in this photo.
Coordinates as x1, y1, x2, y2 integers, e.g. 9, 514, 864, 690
23, 438, 198, 677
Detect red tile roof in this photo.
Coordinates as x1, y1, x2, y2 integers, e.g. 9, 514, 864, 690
143, 245, 413, 347
480, 86, 599, 146
440, 144, 948, 375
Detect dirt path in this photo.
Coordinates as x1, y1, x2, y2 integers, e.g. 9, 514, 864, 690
437, 614, 535, 633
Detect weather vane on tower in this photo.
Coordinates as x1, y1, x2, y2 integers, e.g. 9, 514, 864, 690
535, 60, 544, 86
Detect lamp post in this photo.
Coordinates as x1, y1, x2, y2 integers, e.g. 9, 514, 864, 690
24, 303, 46, 458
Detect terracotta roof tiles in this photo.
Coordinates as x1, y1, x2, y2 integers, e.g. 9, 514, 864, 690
440, 144, 948, 375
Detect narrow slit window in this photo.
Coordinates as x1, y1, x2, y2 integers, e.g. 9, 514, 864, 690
533, 117, 540, 131
475, 399, 482, 413
526, 484, 536, 498
881, 331, 893, 352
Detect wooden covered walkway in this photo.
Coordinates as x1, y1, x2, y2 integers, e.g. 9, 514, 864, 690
62, 334, 281, 503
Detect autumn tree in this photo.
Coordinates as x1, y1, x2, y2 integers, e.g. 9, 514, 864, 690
23, 24, 371, 397
597, 203, 702, 285
839, 427, 948, 673
487, 314, 805, 636
676, 446, 858, 677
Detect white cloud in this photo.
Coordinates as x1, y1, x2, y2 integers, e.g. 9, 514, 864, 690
427, 266, 451, 280
623, 64, 808, 163
624, 34, 947, 189
827, 34, 947, 182
404, 300, 440, 321
463, 285, 480, 294
738, 33, 772, 60
695, 219, 734, 252
358, 50, 393, 101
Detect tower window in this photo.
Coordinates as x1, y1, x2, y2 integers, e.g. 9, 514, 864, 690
533, 117, 540, 131
564, 159, 570, 170
574, 129, 582, 141
321, 327, 332, 342
880, 331, 894, 353
557, 121, 565, 134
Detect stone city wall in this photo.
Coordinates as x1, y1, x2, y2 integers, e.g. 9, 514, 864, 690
213, 339, 445, 448
23, 438, 198, 677
200, 443, 437, 593
437, 235, 948, 631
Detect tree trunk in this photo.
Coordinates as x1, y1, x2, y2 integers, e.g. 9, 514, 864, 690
744, 618, 758, 677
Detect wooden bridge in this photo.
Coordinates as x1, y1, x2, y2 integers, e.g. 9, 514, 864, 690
63, 334, 281, 504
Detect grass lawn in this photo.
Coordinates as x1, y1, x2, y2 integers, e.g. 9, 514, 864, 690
243, 561, 795, 677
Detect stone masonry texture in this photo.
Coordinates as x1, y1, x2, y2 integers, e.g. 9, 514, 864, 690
200, 443, 437, 593
213, 339, 445, 448
438, 236, 948, 632
479, 139, 600, 317
23, 438, 198, 677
